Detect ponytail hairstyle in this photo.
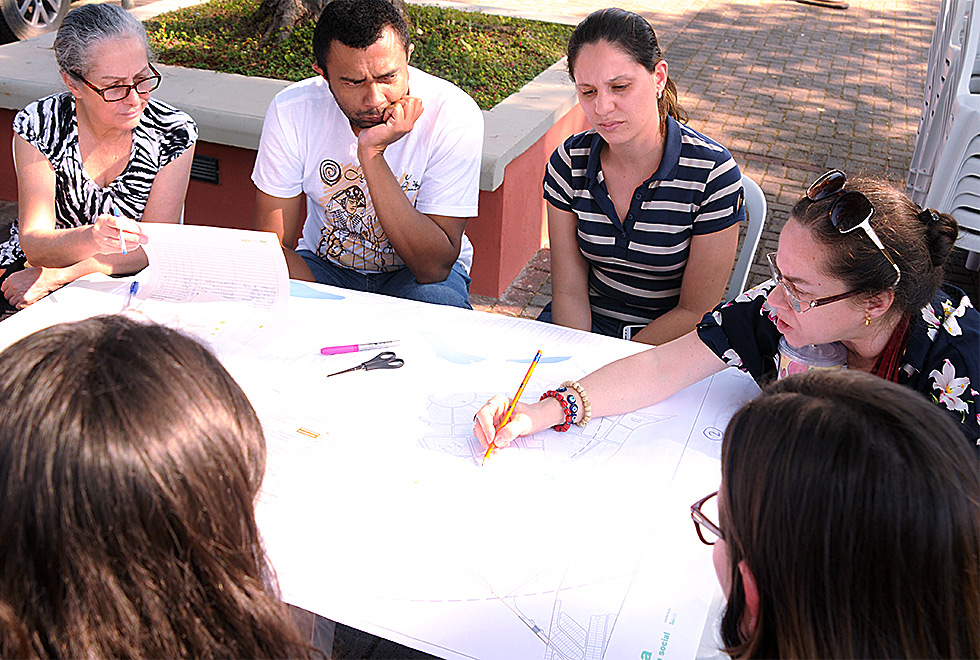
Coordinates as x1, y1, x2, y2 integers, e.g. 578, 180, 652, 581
0, 315, 314, 659
791, 176, 958, 315
566, 8, 688, 129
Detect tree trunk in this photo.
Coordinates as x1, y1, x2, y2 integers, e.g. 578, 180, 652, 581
253, 0, 323, 43
254, 0, 409, 45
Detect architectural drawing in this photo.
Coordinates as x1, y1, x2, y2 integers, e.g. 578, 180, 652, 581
421, 391, 677, 467
407, 380, 738, 659
543, 603, 616, 660
1, 275, 761, 660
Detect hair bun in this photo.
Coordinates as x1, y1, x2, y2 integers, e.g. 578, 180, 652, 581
924, 210, 958, 269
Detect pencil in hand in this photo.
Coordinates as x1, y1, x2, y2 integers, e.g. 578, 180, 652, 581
482, 350, 542, 465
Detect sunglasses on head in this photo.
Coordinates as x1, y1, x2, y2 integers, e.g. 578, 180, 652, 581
805, 170, 901, 288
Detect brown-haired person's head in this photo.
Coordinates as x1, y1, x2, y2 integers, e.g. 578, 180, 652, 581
764, 171, 960, 352
0, 315, 312, 658
788, 170, 958, 318
705, 369, 980, 659
566, 8, 687, 132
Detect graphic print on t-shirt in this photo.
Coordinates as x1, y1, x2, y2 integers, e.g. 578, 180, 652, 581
315, 159, 421, 272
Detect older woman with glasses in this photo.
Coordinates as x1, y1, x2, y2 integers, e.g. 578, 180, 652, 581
691, 369, 980, 658
0, 3, 197, 313
474, 172, 979, 450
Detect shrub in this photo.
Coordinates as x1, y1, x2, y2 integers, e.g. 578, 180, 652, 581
144, 0, 573, 109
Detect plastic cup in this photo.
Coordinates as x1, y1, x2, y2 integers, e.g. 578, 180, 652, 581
777, 337, 847, 380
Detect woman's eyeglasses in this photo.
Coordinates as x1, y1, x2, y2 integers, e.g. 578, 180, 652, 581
691, 491, 723, 545
806, 169, 901, 287
72, 64, 162, 103
767, 252, 861, 313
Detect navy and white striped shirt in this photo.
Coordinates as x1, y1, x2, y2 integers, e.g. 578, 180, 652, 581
543, 116, 744, 325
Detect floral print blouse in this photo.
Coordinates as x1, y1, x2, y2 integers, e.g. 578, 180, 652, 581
696, 280, 980, 451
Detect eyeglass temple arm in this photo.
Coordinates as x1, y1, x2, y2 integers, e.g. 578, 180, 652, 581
851, 220, 902, 286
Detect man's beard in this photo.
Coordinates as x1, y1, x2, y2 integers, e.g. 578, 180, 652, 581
348, 112, 386, 129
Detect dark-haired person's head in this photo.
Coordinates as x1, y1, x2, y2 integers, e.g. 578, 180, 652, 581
0, 315, 311, 658
759, 171, 978, 440
311, 0, 413, 130
789, 173, 958, 317
566, 7, 686, 129
705, 370, 980, 658
313, 0, 410, 77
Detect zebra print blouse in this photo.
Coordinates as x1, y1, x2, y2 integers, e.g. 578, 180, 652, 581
0, 92, 197, 266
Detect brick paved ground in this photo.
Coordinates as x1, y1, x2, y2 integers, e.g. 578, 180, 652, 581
470, 0, 979, 316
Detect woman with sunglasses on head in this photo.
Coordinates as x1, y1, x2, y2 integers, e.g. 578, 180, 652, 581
691, 369, 980, 659
475, 171, 979, 450
539, 8, 744, 344
0, 3, 197, 314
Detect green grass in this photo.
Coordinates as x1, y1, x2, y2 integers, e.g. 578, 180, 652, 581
144, 0, 573, 110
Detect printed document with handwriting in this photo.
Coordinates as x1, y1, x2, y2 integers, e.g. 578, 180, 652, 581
136, 224, 289, 346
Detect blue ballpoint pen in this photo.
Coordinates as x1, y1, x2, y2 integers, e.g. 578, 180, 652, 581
123, 281, 139, 310
113, 205, 127, 254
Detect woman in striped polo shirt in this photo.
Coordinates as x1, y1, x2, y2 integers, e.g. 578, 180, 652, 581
540, 8, 745, 345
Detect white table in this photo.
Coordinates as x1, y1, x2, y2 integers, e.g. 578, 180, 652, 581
0, 277, 758, 660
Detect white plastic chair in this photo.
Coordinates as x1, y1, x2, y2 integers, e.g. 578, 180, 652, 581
907, 0, 977, 204
956, 154, 980, 178
927, 103, 980, 253
620, 174, 768, 341
726, 173, 768, 300
952, 190, 980, 208
952, 207, 980, 252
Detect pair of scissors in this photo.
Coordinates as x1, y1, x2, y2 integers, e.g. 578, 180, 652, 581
326, 351, 405, 377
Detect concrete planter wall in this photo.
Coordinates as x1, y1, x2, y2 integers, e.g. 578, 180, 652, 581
0, 14, 587, 296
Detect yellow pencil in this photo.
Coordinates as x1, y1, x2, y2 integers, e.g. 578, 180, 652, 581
482, 350, 542, 465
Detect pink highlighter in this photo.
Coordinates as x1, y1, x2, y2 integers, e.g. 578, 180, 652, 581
320, 340, 400, 356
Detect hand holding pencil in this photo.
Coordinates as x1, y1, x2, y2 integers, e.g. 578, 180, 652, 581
473, 394, 533, 454
473, 395, 569, 455
474, 350, 572, 461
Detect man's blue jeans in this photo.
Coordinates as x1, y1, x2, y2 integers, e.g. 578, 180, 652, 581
297, 250, 472, 309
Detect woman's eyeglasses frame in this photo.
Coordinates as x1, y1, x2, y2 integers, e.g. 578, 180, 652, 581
691, 490, 723, 546
766, 251, 861, 313
71, 63, 162, 103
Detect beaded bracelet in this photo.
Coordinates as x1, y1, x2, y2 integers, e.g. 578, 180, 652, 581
559, 389, 581, 423
539, 390, 575, 432
561, 380, 592, 427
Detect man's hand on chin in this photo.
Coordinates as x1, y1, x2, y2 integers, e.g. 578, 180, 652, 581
357, 96, 424, 154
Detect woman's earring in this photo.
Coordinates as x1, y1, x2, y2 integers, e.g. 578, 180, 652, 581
865, 314, 872, 327
657, 89, 664, 100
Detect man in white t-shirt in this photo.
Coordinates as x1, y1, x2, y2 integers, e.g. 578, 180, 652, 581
252, 0, 483, 308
